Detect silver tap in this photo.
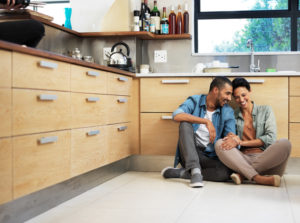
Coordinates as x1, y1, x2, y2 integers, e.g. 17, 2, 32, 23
247, 39, 260, 72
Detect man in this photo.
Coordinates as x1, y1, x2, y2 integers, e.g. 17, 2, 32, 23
161, 76, 236, 188
0, 0, 45, 48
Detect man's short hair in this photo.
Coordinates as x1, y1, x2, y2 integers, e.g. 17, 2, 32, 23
209, 76, 232, 92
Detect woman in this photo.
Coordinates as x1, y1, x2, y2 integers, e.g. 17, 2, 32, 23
215, 77, 291, 187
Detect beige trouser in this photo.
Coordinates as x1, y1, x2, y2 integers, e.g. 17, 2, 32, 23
215, 138, 291, 180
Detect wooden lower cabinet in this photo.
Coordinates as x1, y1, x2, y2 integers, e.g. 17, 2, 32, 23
0, 137, 12, 205
13, 130, 71, 199
107, 95, 130, 124
71, 126, 107, 177
0, 50, 11, 88
0, 88, 11, 137
107, 123, 131, 163
289, 123, 300, 157
13, 89, 71, 135
141, 113, 179, 155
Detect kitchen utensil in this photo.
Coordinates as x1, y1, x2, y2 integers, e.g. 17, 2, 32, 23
108, 42, 132, 70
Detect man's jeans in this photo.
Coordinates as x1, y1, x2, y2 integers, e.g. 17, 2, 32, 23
178, 122, 232, 182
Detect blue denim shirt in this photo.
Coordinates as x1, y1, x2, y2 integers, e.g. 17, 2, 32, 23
173, 94, 236, 167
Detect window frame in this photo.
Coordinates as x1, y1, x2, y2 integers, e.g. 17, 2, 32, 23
194, 0, 300, 53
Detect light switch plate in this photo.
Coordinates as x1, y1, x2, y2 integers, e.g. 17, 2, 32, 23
154, 50, 167, 63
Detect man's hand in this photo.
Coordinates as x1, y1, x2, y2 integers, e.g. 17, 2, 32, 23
0, 0, 23, 10
221, 134, 240, 150
205, 120, 216, 143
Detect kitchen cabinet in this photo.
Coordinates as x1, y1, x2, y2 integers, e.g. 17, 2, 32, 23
0, 88, 11, 137
107, 73, 132, 96
140, 77, 212, 155
13, 130, 71, 199
0, 49, 11, 88
0, 138, 12, 205
289, 77, 300, 157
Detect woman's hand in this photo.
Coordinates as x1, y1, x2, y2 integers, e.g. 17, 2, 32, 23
221, 134, 241, 150
0, 0, 23, 10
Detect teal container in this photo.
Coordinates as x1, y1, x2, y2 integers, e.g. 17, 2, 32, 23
64, 7, 72, 30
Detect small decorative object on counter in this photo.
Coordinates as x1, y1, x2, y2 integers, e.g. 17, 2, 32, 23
70, 48, 82, 60
168, 5, 176, 34
176, 5, 182, 34
150, 0, 160, 34
160, 7, 169, 34
183, 3, 189, 34
133, 10, 140, 31
64, 7, 72, 29
83, 56, 94, 63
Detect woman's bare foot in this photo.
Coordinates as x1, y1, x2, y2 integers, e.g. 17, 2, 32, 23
230, 173, 244, 185
253, 175, 281, 187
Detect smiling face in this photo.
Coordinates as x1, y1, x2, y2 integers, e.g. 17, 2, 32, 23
215, 83, 233, 107
233, 86, 251, 109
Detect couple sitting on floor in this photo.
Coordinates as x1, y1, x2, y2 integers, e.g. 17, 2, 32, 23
161, 76, 291, 188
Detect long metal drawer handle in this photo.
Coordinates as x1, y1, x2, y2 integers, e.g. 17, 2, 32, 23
39, 61, 58, 69
161, 80, 189, 84
38, 94, 58, 101
161, 116, 173, 120
246, 79, 265, 84
118, 77, 128, 82
118, 126, 128, 131
118, 98, 127, 103
86, 71, 100, 77
39, 136, 58, 144
86, 97, 100, 102
87, 130, 100, 136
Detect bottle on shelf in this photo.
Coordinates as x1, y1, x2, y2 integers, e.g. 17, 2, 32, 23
150, 0, 160, 34
139, 1, 146, 31
160, 7, 169, 35
133, 10, 140, 31
183, 3, 189, 34
144, 0, 151, 31
176, 4, 182, 34
168, 5, 176, 34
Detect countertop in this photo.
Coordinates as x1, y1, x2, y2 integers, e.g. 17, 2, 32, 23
136, 71, 300, 77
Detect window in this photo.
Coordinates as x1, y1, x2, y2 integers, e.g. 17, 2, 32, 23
194, 0, 300, 53
28, 1, 70, 26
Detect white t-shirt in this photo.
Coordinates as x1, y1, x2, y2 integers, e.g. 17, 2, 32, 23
195, 110, 216, 148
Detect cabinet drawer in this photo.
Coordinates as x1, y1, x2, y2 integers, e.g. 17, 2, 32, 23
140, 77, 212, 112
107, 74, 132, 95
289, 124, 300, 157
290, 77, 300, 96
290, 97, 300, 122
71, 126, 107, 177
71, 65, 107, 94
231, 77, 288, 139
71, 93, 108, 128
12, 52, 70, 91
0, 49, 11, 88
13, 89, 71, 135
107, 124, 131, 163
141, 113, 179, 155
13, 130, 70, 199
0, 138, 12, 205
0, 88, 11, 137
106, 95, 130, 124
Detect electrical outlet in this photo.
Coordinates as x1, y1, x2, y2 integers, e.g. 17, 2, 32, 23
103, 47, 112, 60
154, 50, 167, 63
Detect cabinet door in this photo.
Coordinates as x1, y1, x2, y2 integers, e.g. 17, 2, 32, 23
107, 123, 130, 163
289, 77, 300, 96
13, 89, 71, 135
71, 126, 107, 177
140, 77, 212, 112
289, 124, 300, 157
13, 52, 70, 91
107, 74, 132, 96
13, 130, 70, 199
0, 138, 12, 205
0, 88, 11, 137
231, 77, 288, 139
106, 95, 130, 124
71, 65, 107, 94
71, 93, 108, 128
0, 49, 11, 88
290, 97, 300, 122
141, 113, 179, 155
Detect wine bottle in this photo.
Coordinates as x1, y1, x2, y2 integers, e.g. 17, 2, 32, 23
183, 3, 189, 34
139, 2, 147, 31
150, 0, 160, 34
144, 0, 151, 31
168, 5, 176, 34
176, 5, 182, 34
160, 7, 169, 35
